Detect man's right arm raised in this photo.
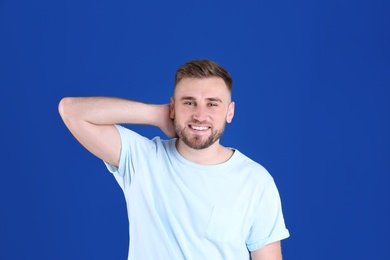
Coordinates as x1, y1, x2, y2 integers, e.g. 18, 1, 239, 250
58, 97, 174, 168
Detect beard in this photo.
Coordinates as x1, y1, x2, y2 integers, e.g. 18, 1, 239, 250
174, 120, 226, 150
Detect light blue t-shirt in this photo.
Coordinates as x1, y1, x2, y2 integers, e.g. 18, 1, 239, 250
105, 125, 289, 260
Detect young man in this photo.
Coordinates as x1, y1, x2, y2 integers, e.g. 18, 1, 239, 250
58, 59, 289, 259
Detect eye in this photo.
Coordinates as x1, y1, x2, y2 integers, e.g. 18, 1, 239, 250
184, 101, 195, 106
208, 103, 218, 107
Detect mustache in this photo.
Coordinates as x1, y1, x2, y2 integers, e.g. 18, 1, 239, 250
188, 120, 210, 125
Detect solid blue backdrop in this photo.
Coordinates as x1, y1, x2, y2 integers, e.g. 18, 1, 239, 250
1, 0, 389, 259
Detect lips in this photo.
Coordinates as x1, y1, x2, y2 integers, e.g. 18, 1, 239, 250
189, 125, 210, 131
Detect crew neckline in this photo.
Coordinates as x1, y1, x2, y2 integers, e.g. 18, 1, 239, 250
168, 139, 239, 170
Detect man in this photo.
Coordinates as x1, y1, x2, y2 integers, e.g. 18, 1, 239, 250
58, 59, 289, 259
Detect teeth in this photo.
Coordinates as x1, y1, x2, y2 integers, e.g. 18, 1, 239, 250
191, 126, 209, 131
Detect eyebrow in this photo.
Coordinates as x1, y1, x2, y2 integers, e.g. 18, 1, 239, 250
180, 96, 223, 103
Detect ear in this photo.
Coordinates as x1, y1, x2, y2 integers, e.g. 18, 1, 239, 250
169, 97, 175, 119
226, 101, 235, 123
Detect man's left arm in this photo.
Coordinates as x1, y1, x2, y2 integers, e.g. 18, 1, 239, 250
250, 241, 283, 260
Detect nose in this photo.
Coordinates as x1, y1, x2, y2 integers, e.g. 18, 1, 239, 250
193, 105, 207, 122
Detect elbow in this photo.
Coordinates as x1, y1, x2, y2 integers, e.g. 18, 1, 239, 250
58, 97, 69, 118
58, 97, 76, 121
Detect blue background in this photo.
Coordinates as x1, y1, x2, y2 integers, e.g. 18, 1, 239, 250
1, 0, 389, 259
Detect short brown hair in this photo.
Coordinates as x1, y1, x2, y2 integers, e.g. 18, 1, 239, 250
174, 59, 233, 92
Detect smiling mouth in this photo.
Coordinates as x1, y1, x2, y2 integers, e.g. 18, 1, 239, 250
189, 125, 210, 131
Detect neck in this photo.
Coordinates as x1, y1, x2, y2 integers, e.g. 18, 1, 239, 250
175, 139, 234, 165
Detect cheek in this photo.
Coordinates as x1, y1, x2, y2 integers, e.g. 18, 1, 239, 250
175, 107, 192, 119
172, 111, 186, 124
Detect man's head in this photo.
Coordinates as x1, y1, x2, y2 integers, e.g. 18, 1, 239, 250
170, 59, 234, 150
174, 59, 233, 96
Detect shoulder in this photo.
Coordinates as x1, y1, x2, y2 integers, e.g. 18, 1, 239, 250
115, 125, 166, 156
231, 150, 273, 180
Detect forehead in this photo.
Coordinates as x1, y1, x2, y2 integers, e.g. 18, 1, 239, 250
174, 77, 230, 100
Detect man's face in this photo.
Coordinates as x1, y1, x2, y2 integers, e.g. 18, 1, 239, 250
170, 77, 235, 150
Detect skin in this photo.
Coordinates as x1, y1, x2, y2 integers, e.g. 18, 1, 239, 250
58, 77, 283, 259
170, 77, 235, 164
251, 241, 283, 260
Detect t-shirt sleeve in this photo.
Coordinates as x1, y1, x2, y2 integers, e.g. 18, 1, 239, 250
246, 178, 290, 252
103, 124, 155, 191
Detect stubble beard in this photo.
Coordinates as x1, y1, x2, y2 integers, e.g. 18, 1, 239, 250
174, 120, 226, 150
